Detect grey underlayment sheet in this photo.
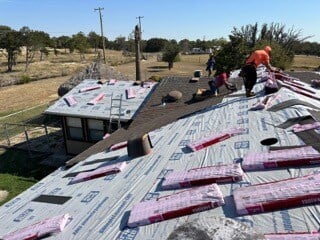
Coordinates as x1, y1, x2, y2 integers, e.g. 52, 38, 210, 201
45, 79, 157, 121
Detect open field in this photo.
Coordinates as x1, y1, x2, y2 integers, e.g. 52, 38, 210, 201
0, 49, 135, 86
114, 53, 209, 80
292, 54, 320, 70
0, 76, 68, 115
1, 53, 319, 117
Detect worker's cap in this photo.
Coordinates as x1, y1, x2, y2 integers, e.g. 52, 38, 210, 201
264, 45, 272, 53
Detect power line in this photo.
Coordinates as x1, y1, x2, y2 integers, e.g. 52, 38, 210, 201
94, 7, 106, 64
136, 16, 144, 39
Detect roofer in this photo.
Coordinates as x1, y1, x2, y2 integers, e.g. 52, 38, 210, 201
205, 54, 215, 77
241, 46, 277, 97
208, 71, 237, 96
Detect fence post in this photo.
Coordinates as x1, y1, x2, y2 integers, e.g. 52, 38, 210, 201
44, 125, 52, 152
4, 123, 11, 146
24, 126, 32, 157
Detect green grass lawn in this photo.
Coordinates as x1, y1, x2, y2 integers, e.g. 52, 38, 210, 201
0, 148, 56, 206
0, 173, 37, 206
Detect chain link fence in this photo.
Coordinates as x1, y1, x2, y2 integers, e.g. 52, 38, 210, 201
0, 103, 64, 157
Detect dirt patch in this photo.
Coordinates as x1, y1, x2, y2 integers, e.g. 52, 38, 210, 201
0, 190, 9, 202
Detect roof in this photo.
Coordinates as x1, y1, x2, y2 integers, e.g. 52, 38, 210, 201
67, 75, 241, 166
1, 70, 320, 239
45, 79, 157, 121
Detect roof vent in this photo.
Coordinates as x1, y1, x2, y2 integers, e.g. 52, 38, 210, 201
167, 90, 182, 102
127, 133, 153, 158
260, 138, 278, 146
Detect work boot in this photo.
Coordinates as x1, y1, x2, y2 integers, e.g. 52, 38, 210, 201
246, 91, 256, 97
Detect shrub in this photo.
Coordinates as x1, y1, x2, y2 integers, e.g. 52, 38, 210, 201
20, 74, 31, 84
149, 75, 162, 82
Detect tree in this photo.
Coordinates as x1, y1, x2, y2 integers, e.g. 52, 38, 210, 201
293, 41, 320, 56
114, 36, 126, 51
214, 36, 248, 74
162, 40, 180, 70
56, 35, 71, 53
215, 22, 310, 73
39, 47, 49, 61
20, 26, 50, 71
179, 39, 190, 54
72, 32, 90, 60
87, 31, 101, 52
144, 38, 168, 52
0, 25, 22, 72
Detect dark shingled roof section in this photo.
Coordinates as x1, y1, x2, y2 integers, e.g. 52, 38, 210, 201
66, 71, 320, 167
283, 71, 320, 84
66, 76, 242, 166
129, 76, 243, 129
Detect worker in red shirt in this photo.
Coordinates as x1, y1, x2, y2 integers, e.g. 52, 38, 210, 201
208, 71, 236, 96
241, 46, 277, 97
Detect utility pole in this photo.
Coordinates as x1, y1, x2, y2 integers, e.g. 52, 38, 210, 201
95, 7, 106, 64
135, 25, 142, 81
136, 16, 144, 38
136, 16, 144, 59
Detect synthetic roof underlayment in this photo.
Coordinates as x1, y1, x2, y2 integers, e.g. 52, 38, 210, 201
1, 67, 320, 239
44, 79, 157, 121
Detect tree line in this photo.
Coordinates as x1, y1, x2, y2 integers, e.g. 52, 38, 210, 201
1, 23, 320, 73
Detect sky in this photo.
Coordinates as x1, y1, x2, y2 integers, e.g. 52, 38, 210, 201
1, 0, 320, 43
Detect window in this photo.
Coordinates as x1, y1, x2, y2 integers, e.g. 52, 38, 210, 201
66, 117, 83, 140
87, 119, 105, 142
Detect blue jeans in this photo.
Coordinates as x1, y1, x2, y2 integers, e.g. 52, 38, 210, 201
208, 80, 219, 94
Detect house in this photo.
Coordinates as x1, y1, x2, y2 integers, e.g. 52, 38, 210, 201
44, 79, 157, 155
1, 70, 320, 239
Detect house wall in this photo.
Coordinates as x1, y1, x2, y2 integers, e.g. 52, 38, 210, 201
60, 116, 123, 155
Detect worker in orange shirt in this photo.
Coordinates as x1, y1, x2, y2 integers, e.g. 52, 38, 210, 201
241, 46, 277, 97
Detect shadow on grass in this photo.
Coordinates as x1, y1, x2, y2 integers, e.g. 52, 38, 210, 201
0, 148, 57, 180
147, 65, 168, 69
147, 66, 168, 72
